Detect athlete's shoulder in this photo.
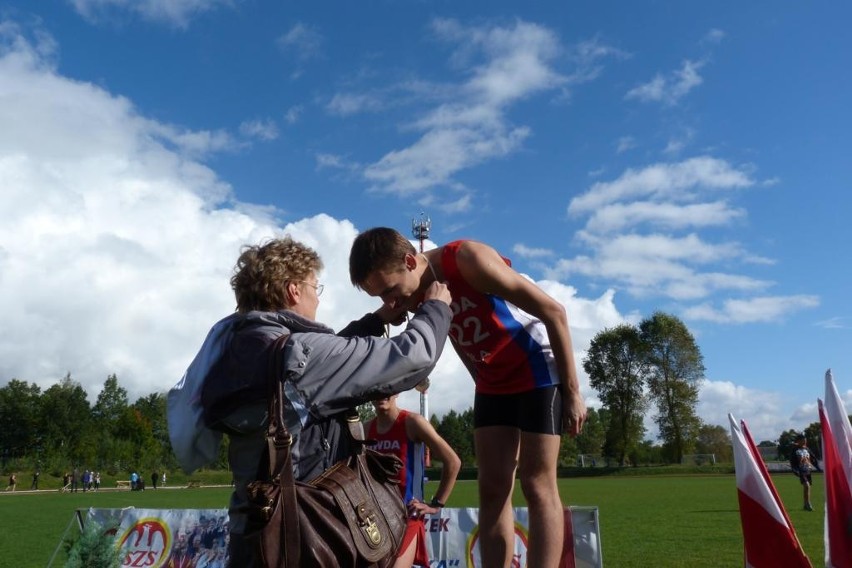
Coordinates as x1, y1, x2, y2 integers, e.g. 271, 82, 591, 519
402, 410, 433, 437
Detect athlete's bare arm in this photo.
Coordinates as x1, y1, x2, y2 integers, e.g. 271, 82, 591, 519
405, 413, 461, 515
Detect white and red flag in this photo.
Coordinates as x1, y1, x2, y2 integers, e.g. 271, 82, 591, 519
820, 369, 852, 567
729, 413, 812, 567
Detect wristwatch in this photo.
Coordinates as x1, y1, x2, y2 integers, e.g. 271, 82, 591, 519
429, 497, 445, 508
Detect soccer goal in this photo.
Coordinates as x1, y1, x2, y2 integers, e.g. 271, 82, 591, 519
681, 453, 716, 465
576, 454, 603, 468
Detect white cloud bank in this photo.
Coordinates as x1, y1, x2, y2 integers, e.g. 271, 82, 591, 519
557, 156, 818, 325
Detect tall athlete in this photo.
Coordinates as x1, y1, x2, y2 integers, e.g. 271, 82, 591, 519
350, 228, 586, 568
366, 393, 461, 568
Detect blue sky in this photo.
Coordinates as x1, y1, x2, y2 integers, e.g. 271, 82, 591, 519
1, 1, 849, 443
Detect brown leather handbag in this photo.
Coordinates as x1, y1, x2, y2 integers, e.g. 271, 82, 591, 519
244, 334, 407, 567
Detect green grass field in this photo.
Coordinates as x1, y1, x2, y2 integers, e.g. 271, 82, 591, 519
0, 474, 825, 567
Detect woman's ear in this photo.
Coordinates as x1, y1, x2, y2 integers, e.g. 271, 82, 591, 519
285, 280, 300, 305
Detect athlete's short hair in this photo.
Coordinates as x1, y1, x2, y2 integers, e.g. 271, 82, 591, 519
349, 227, 416, 288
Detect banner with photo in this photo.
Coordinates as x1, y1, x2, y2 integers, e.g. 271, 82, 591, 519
81, 507, 230, 568
422, 506, 601, 568
80, 505, 601, 568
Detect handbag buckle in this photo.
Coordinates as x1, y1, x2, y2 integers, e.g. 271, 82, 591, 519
357, 504, 382, 547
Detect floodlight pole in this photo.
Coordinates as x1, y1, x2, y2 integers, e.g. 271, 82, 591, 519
412, 212, 432, 467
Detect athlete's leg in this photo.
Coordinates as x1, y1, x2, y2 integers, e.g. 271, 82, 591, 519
391, 536, 417, 568
802, 476, 812, 509
475, 426, 520, 568
518, 432, 563, 568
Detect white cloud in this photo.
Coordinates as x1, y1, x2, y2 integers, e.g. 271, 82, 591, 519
789, 384, 852, 426
277, 22, 324, 62
512, 243, 554, 259
683, 295, 821, 323
568, 156, 754, 214
239, 118, 279, 141
432, 192, 473, 214
699, 380, 789, 442
568, 36, 631, 75
69, 0, 231, 28
149, 123, 236, 157
584, 200, 745, 234
558, 154, 811, 312
284, 105, 303, 124
625, 59, 705, 106
815, 317, 849, 330
326, 93, 385, 117
551, 234, 772, 300
314, 153, 360, 173
616, 136, 636, 154
365, 123, 530, 195
702, 29, 726, 45
662, 128, 695, 156
356, 20, 623, 201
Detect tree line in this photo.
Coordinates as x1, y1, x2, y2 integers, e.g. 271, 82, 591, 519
0, 373, 175, 477
5, 311, 832, 476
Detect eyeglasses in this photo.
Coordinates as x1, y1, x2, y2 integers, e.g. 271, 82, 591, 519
299, 281, 324, 297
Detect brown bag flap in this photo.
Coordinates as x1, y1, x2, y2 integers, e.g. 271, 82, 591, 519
309, 458, 394, 562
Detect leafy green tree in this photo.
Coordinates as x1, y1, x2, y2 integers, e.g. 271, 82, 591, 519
93, 374, 129, 426
113, 406, 160, 470
558, 431, 579, 467
639, 312, 704, 464
92, 375, 133, 469
133, 392, 175, 470
629, 439, 664, 466
583, 324, 649, 465
695, 423, 732, 463
602, 408, 646, 466
803, 422, 822, 460
0, 379, 42, 458
39, 373, 93, 466
435, 408, 475, 466
575, 407, 606, 457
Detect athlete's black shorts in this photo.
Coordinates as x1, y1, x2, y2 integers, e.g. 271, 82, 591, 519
474, 385, 562, 435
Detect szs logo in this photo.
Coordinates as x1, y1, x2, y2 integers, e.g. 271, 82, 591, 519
117, 518, 171, 567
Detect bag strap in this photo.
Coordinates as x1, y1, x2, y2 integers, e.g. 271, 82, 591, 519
264, 332, 300, 568
345, 408, 368, 454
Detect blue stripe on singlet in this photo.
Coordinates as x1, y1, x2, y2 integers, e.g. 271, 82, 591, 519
490, 296, 552, 388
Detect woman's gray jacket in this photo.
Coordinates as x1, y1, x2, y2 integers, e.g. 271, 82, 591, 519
199, 300, 452, 535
